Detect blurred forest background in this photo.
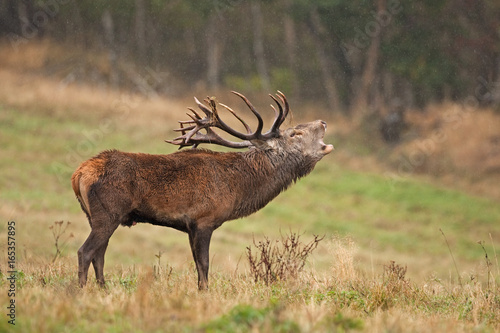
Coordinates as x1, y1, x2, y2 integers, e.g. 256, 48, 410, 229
2, 2, 500, 331
1, 0, 499, 115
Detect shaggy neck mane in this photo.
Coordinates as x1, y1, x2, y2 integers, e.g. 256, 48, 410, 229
230, 147, 317, 219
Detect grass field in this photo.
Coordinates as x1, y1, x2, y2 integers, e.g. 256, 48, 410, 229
1, 69, 500, 332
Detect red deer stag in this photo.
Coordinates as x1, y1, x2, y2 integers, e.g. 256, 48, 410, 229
72, 91, 334, 289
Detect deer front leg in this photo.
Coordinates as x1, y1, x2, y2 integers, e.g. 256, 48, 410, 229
188, 227, 213, 290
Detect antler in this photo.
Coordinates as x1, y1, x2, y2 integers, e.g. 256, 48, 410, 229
166, 91, 290, 149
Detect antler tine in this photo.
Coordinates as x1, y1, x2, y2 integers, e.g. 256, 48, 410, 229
167, 127, 252, 149
194, 97, 214, 117
190, 127, 252, 148
230, 91, 264, 137
187, 107, 203, 120
174, 124, 200, 144
197, 94, 256, 140
173, 125, 196, 132
269, 104, 279, 123
169, 106, 212, 145
276, 90, 290, 124
266, 94, 284, 136
219, 103, 252, 134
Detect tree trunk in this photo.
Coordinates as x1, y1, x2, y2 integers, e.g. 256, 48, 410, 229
67, 1, 84, 45
309, 7, 341, 112
352, 0, 386, 117
284, 0, 300, 99
206, 13, 223, 90
17, 0, 36, 38
102, 9, 119, 88
251, 1, 270, 91
134, 0, 147, 63
1, 0, 20, 34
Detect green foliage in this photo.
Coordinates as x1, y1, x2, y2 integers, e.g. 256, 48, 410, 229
119, 275, 138, 292
203, 304, 300, 333
224, 74, 264, 92
382, 2, 466, 105
322, 312, 365, 332
270, 68, 294, 93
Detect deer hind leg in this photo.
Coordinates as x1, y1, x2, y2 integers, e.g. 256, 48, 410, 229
92, 240, 110, 287
78, 231, 98, 287
78, 217, 119, 287
188, 227, 213, 290
78, 183, 131, 288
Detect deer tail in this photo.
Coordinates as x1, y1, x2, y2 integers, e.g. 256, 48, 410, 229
71, 169, 92, 224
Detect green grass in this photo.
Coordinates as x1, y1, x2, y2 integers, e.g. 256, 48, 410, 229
2, 102, 500, 278
1, 100, 500, 332
240, 162, 500, 269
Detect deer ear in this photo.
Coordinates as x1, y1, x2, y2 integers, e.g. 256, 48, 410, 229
289, 129, 303, 138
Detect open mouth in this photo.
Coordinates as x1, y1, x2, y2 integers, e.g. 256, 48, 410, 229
320, 140, 334, 154
319, 120, 334, 154
321, 121, 327, 130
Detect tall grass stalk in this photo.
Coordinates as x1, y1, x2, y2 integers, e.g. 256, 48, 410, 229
440, 228, 462, 287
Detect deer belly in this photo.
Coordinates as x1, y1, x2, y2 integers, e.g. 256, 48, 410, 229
125, 210, 191, 232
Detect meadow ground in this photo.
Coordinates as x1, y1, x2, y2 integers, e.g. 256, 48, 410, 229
1, 64, 500, 332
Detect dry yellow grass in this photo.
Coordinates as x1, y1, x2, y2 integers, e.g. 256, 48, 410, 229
0, 67, 187, 130
387, 103, 500, 199
1, 236, 498, 332
404, 103, 500, 174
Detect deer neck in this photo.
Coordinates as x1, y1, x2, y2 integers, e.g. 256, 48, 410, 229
252, 148, 316, 183
234, 148, 316, 217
